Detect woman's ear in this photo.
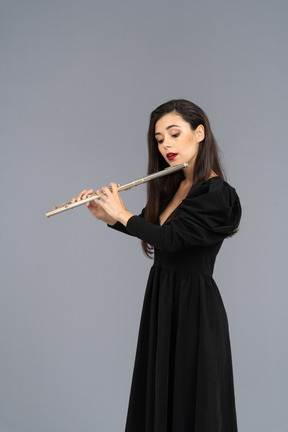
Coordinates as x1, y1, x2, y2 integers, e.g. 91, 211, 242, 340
195, 124, 205, 142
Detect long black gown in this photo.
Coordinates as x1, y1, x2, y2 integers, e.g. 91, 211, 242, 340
110, 177, 241, 432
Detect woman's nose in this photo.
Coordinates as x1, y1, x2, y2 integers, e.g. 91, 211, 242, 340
163, 138, 171, 149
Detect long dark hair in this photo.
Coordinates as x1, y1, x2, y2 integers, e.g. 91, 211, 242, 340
142, 99, 225, 258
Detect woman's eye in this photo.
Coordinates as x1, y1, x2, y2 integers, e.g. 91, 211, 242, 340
172, 132, 180, 138
157, 139, 164, 144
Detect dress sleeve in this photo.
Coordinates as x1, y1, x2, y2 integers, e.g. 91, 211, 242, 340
125, 178, 241, 252
107, 208, 145, 236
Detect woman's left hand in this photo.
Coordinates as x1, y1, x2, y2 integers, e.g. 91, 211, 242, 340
96, 182, 134, 226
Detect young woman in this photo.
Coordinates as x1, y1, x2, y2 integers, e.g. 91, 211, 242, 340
74, 99, 241, 432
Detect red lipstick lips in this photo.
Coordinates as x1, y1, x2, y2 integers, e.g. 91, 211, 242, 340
167, 153, 178, 161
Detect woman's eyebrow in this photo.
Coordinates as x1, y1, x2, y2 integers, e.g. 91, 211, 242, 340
155, 124, 180, 136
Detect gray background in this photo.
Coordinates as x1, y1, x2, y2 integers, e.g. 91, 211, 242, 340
0, 0, 287, 431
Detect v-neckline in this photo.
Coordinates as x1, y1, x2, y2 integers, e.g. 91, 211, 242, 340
159, 203, 181, 226
158, 176, 220, 226
158, 186, 185, 227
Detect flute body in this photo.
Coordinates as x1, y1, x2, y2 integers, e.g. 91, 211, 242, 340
45, 162, 188, 217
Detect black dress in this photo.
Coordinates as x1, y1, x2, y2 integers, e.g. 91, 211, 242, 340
110, 177, 241, 432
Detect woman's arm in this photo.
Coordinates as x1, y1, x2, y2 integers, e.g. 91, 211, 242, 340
100, 179, 241, 252
74, 178, 241, 251
123, 179, 241, 252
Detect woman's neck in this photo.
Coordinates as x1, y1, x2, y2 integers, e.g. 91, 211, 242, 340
182, 163, 194, 184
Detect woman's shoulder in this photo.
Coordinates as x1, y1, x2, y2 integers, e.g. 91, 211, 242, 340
181, 176, 241, 226
186, 176, 239, 200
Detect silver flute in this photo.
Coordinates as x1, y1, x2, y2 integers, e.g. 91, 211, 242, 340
45, 162, 188, 217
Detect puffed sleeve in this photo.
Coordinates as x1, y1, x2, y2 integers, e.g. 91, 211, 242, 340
125, 178, 241, 252
107, 208, 145, 236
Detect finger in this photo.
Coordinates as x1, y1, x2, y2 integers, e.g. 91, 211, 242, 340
87, 194, 100, 206
72, 189, 87, 202
82, 189, 96, 200
73, 188, 96, 202
82, 189, 95, 198
87, 199, 99, 208
95, 191, 106, 207
97, 189, 107, 200
110, 182, 119, 193
100, 186, 111, 197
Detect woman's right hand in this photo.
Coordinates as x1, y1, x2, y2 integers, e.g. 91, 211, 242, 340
72, 189, 117, 225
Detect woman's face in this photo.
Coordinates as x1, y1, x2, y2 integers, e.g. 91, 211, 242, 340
155, 112, 204, 167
